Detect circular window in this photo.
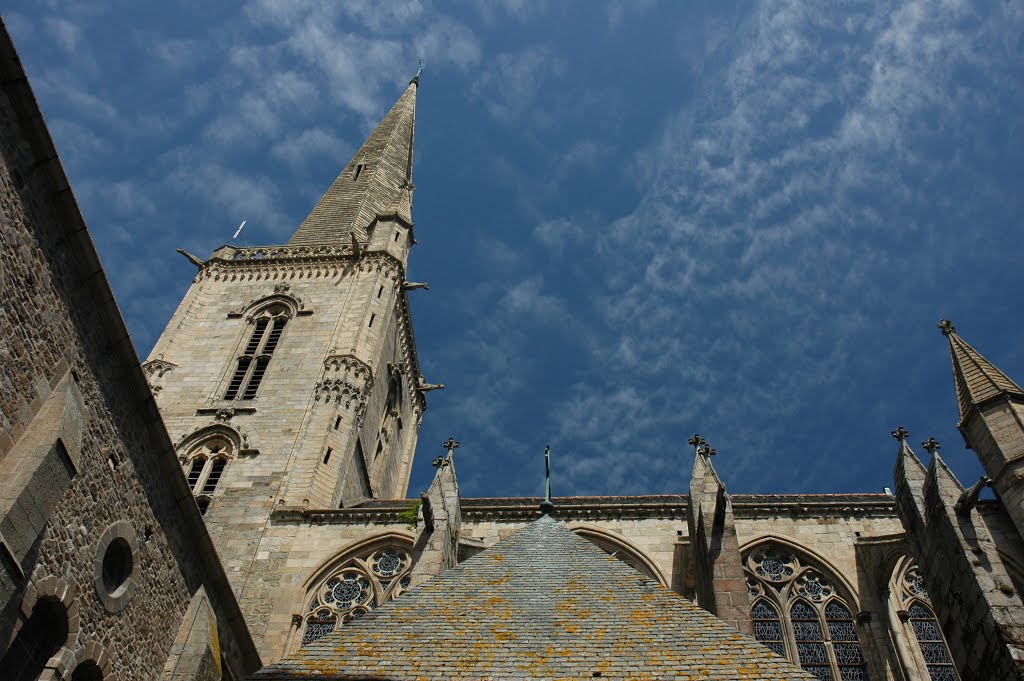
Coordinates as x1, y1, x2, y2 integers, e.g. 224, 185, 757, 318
94, 521, 140, 612
101, 537, 132, 595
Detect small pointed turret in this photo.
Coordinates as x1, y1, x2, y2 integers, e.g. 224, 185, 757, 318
288, 79, 417, 247
938, 320, 1024, 541
939, 319, 1024, 424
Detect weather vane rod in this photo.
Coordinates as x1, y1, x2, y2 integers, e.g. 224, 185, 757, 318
540, 445, 555, 515
411, 58, 424, 85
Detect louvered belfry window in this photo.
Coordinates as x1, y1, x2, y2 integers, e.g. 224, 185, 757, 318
225, 305, 289, 400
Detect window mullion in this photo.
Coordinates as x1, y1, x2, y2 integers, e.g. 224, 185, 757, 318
195, 458, 213, 494
818, 603, 842, 679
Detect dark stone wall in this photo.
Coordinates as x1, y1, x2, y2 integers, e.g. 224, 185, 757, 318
0, 22, 258, 679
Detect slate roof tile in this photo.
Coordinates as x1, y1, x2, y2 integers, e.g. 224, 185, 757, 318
254, 516, 816, 680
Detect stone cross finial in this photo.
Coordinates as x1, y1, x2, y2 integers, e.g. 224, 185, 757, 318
891, 426, 909, 442
922, 437, 941, 454
688, 434, 715, 456
540, 445, 555, 515
937, 319, 956, 336
434, 437, 459, 468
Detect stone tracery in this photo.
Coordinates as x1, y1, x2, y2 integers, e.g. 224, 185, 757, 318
744, 544, 868, 681
893, 559, 958, 681
301, 545, 413, 645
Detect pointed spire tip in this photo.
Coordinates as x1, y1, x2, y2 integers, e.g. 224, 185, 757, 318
938, 319, 956, 336
410, 58, 424, 86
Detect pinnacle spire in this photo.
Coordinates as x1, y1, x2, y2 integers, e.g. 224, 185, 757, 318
288, 81, 417, 247
939, 319, 1023, 423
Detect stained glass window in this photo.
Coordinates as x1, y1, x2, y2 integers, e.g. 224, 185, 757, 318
751, 599, 786, 657
301, 547, 413, 646
825, 601, 867, 680
302, 601, 337, 646
745, 544, 870, 681
791, 600, 832, 680
909, 603, 956, 681
893, 559, 958, 680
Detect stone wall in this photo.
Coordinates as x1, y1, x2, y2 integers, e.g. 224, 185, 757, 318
0, 22, 258, 679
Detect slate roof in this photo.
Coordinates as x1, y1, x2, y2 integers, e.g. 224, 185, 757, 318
254, 516, 815, 680
288, 81, 417, 247
944, 325, 1023, 421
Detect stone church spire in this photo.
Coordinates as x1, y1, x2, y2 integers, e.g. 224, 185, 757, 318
939, 319, 1024, 425
938, 319, 1024, 541
288, 79, 417, 247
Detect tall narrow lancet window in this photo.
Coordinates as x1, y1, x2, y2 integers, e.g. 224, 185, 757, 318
749, 596, 786, 657
224, 304, 290, 400
893, 560, 958, 680
181, 437, 233, 515
744, 544, 869, 680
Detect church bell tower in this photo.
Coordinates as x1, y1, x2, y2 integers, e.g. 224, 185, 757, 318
142, 76, 431, 592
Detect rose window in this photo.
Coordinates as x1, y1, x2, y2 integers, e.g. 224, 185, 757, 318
751, 548, 796, 582
371, 551, 405, 578
795, 571, 834, 602
302, 545, 413, 646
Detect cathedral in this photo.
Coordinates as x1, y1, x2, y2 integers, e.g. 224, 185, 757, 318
0, 20, 1022, 681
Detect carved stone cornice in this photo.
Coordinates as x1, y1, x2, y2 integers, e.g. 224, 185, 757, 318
731, 494, 898, 519
272, 506, 410, 525
269, 493, 901, 525
314, 354, 375, 415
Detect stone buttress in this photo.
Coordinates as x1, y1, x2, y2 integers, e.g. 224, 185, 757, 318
686, 435, 753, 633
894, 432, 1024, 680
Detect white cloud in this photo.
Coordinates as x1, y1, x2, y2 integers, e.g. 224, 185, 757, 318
43, 16, 80, 53
271, 128, 352, 169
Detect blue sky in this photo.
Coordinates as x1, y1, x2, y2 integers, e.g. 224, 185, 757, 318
7, 1, 1022, 499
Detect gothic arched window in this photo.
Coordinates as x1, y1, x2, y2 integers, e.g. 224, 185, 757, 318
745, 544, 869, 680
182, 436, 233, 514
301, 543, 413, 646
893, 560, 958, 680
224, 304, 290, 400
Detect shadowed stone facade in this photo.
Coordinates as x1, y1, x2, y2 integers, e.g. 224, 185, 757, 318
0, 20, 259, 681
2, 20, 1021, 680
